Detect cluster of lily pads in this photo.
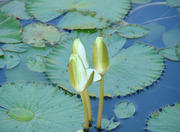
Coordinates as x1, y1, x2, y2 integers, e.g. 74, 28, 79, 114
0, 0, 180, 131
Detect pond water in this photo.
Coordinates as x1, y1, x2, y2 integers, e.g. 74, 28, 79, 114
0, 0, 180, 132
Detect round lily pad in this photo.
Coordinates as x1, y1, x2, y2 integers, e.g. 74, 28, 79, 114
166, 0, 180, 7
146, 103, 180, 132
2, 43, 29, 53
162, 29, 180, 47
132, 0, 152, 4
114, 101, 136, 119
116, 24, 149, 39
27, 55, 46, 72
0, 52, 20, 69
102, 117, 121, 131
0, 82, 84, 132
0, 11, 22, 43
22, 23, 61, 47
159, 46, 180, 61
46, 31, 164, 97
0, 0, 31, 19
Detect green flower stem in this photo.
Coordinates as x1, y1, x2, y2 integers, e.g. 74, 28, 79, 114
80, 92, 89, 129
96, 75, 104, 128
84, 89, 93, 122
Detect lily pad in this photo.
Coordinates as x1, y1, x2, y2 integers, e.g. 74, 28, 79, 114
176, 43, 180, 58
0, 11, 22, 43
144, 23, 165, 42
2, 43, 29, 53
0, 82, 84, 132
102, 117, 121, 131
46, 31, 164, 97
0, 48, 4, 56
0, 52, 20, 69
26, 0, 131, 29
27, 55, 46, 73
162, 29, 180, 47
22, 23, 61, 47
0, 0, 32, 19
116, 24, 149, 38
114, 101, 136, 119
146, 103, 180, 132
166, 0, 180, 7
159, 46, 180, 61
132, 0, 152, 4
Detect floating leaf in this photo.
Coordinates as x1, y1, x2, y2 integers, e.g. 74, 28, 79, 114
22, 23, 61, 47
144, 23, 165, 43
26, 0, 131, 29
46, 31, 164, 97
0, 11, 22, 43
0, 0, 32, 19
132, 0, 152, 4
116, 24, 149, 38
159, 46, 180, 61
102, 117, 121, 131
0, 52, 20, 69
114, 101, 136, 119
5, 46, 52, 82
146, 103, 180, 132
58, 12, 109, 30
0, 48, 4, 56
27, 55, 46, 72
0, 82, 84, 132
2, 43, 29, 53
162, 29, 180, 47
176, 42, 180, 58
166, 0, 180, 7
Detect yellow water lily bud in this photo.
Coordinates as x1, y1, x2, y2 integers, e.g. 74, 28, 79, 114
72, 38, 89, 69
93, 37, 109, 75
69, 54, 94, 93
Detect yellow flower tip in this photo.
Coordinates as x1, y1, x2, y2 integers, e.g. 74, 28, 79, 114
68, 54, 87, 93
72, 38, 89, 69
93, 37, 109, 75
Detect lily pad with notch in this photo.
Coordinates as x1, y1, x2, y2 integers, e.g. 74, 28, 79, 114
101, 117, 121, 131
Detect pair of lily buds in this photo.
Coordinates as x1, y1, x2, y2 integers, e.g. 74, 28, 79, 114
69, 37, 109, 130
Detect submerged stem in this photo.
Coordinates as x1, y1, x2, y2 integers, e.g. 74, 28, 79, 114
80, 92, 89, 129
84, 89, 93, 122
96, 75, 104, 128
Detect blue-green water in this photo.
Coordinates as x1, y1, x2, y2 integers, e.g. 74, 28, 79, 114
0, 0, 180, 132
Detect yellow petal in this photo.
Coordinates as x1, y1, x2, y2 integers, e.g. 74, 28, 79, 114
93, 37, 109, 75
72, 38, 89, 69
69, 54, 87, 93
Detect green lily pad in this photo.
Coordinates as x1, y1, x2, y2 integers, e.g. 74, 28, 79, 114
102, 117, 121, 131
0, 52, 20, 69
144, 23, 165, 42
58, 11, 109, 30
132, 0, 152, 4
114, 101, 136, 119
166, 0, 180, 7
5, 46, 52, 82
46, 31, 164, 97
22, 23, 61, 47
0, 48, 4, 56
146, 103, 180, 132
116, 24, 149, 38
162, 29, 180, 47
0, 11, 22, 43
176, 43, 180, 58
0, 82, 84, 132
159, 46, 180, 61
27, 55, 46, 72
2, 43, 29, 53
0, 0, 32, 19
26, 0, 131, 29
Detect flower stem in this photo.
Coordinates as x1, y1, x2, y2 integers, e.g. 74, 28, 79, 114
80, 92, 89, 129
96, 75, 104, 128
84, 89, 93, 122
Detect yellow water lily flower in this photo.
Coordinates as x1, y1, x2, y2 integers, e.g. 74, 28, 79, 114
93, 37, 109, 75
